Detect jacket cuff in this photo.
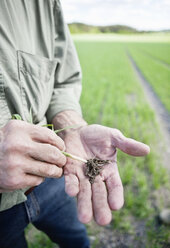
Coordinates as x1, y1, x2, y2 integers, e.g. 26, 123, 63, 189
0, 190, 27, 212
46, 87, 82, 123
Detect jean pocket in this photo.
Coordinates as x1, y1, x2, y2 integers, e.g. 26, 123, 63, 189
17, 50, 57, 123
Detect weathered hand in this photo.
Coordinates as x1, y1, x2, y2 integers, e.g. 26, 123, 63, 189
64, 124, 150, 226
0, 120, 66, 192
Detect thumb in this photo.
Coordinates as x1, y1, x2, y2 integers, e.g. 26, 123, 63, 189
111, 129, 150, 156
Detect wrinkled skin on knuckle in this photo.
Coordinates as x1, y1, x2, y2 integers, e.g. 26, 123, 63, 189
79, 178, 90, 193
111, 128, 125, 145
4, 174, 22, 190
1, 121, 25, 147
57, 152, 67, 166
112, 128, 122, 136
2, 135, 30, 155
28, 177, 44, 187
1, 138, 14, 154
5, 120, 18, 131
64, 161, 83, 178
47, 150, 58, 164
46, 165, 62, 178
49, 150, 66, 166
46, 134, 56, 146
0, 121, 29, 190
0, 153, 23, 190
64, 162, 76, 175
35, 178, 44, 186
60, 140, 65, 151
2, 155, 14, 170
4, 154, 24, 172
1, 122, 32, 156
46, 132, 65, 150
47, 166, 56, 177
16, 137, 32, 152
55, 135, 65, 151
57, 168, 63, 178
5, 120, 24, 134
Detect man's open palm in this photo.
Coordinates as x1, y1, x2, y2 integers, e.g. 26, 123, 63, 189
64, 124, 150, 225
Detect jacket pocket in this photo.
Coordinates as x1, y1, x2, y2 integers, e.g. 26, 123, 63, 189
17, 50, 57, 123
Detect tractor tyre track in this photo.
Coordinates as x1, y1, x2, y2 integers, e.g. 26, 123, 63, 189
127, 52, 170, 171
138, 49, 170, 70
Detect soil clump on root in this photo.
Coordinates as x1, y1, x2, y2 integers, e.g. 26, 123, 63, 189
85, 158, 110, 183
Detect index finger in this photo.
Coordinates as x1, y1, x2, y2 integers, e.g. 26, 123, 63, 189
111, 129, 150, 156
30, 125, 65, 151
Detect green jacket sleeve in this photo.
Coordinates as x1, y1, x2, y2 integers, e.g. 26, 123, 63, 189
0, 190, 27, 211
46, 0, 82, 123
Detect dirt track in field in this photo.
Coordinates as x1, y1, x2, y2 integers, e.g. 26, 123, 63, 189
128, 52, 170, 171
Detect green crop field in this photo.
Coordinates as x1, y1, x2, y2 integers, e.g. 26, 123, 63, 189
127, 43, 170, 112
26, 34, 170, 248
128, 42, 170, 64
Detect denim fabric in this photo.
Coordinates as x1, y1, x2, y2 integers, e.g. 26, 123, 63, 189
0, 177, 90, 248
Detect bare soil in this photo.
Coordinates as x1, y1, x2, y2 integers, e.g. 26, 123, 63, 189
85, 158, 109, 183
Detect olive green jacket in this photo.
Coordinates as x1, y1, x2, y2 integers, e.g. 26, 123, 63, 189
0, 0, 82, 211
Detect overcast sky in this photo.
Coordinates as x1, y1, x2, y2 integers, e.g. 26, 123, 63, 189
61, 0, 170, 31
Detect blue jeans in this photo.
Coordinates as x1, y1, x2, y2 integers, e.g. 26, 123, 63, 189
0, 177, 90, 248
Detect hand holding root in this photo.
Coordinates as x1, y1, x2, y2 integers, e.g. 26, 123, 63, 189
63, 124, 150, 226
0, 120, 66, 192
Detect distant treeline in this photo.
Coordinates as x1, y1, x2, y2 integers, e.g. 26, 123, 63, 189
68, 22, 169, 34
68, 23, 139, 34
